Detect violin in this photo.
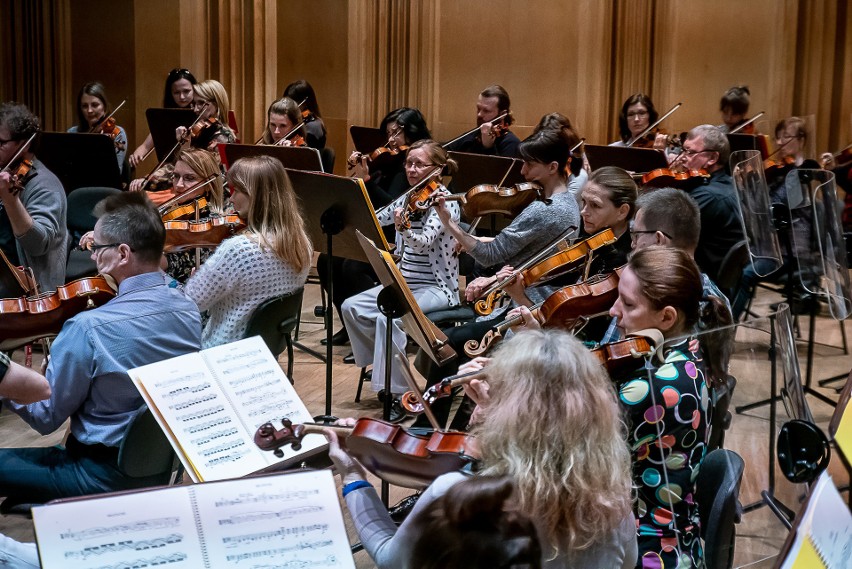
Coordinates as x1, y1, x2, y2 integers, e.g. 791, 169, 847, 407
189, 117, 219, 140
375, 166, 444, 230
271, 121, 307, 147
466, 267, 624, 357
0, 276, 115, 349
89, 100, 126, 152
474, 228, 615, 316
626, 102, 682, 148
763, 155, 796, 180
347, 145, 410, 173
0, 132, 38, 199
442, 111, 511, 149
161, 197, 209, 223
641, 168, 710, 189
822, 142, 852, 169
590, 336, 654, 375
443, 182, 542, 220
400, 369, 486, 415
158, 174, 218, 222
163, 215, 246, 253
254, 417, 479, 490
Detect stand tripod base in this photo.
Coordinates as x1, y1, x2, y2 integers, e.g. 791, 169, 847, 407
758, 490, 794, 530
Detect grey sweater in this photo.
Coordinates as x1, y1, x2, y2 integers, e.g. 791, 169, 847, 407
13, 158, 68, 291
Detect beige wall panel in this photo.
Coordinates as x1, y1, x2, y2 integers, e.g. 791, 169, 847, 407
652, 0, 798, 138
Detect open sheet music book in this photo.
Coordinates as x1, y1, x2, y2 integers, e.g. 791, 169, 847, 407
777, 471, 852, 569
32, 469, 355, 569
129, 336, 327, 482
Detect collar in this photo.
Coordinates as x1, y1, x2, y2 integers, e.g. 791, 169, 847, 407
117, 271, 169, 296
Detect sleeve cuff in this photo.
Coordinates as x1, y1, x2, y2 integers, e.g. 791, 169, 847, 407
342, 480, 372, 497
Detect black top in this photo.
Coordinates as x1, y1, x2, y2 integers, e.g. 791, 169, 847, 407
443, 130, 521, 158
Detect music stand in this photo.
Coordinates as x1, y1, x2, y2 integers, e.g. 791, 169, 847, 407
349, 125, 386, 154
37, 133, 121, 192
447, 151, 525, 192
728, 133, 770, 161
286, 169, 391, 423
584, 144, 668, 172
145, 108, 196, 163
218, 143, 323, 172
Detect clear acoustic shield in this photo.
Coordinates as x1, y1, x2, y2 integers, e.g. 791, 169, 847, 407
731, 149, 783, 277
784, 168, 852, 320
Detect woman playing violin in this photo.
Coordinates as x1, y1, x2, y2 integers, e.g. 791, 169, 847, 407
67, 81, 128, 170
608, 245, 729, 569
260, 97, 306, 147
341, 140, 461, 419
612, 93, 659, 148
283, 79, 327, 149
184, 155, 311, 348
718, 85, 753, 134
176, 79, 236, 151
325, 329, 637, 568
128, 68, 197, 168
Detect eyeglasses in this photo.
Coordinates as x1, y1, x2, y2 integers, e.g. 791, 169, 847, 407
629, 223, 672, 242
627, 110, 649, 119
681, 147, 713, 158
404, 160, 436, 170
90, 242, 134, 253
169, 173, 200, 184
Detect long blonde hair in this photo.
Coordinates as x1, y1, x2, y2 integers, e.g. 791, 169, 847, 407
474, 330, 633, 555
174, 147, 224, 212
226, 155, 312, 272
194, 79, 230, 122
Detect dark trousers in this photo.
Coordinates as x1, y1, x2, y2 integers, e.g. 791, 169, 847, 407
316, 254, 379, 320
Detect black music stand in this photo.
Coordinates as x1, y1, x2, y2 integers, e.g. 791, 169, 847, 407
145, 108, 196, 163
37, 133, 122, 192
218, 143, 323, 172
286, 170, 391, 423
349, 125, 387, 154
584, 144, 668, 172
728, 133, 770, 161
447, 151, 525, 193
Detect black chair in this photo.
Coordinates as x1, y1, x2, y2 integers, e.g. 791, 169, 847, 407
695, 449, 745, 569
244, 288, 304, 382
708, 374, 738, 453
715, 239, 750, 299
65, 186, 122, 282
320, 146, 335, 174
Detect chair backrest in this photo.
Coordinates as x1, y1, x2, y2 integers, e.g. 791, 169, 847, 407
244, 288, 304, 357
66, 186, 122, 233
695, 449, 745, 569
319, 146, 335, 173
707, 374, 737, 453
716, 239, 750, 291
118, 407, 177, 480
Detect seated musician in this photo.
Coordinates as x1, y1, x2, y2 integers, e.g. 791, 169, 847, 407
678, 124, 745, 285
283, 79, 327, 149
184, 155, 311, 348
718, 85, 752, 134
129, 67, 197, 168
442, 85, 521, 158
607, 246, 729, 569
610, 93, 665, 149
260, 97, 306, 146
319, 107, 433, 348
67, 81, 128, 169
0, 103, 68, 295
175, 79, 236, 150
325, 330, 637, 568
341, 140, 461, 422
0, 192, 201, 503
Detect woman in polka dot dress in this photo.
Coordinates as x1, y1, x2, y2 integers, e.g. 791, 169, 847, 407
608, 245, 729, 569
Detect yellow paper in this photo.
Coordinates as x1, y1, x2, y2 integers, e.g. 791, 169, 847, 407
835, 400, 852, 462
789, 536, 827, 569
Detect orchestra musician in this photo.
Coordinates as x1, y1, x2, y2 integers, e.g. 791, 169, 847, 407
0, 192, 201, 503
341, 140, 461, 422
443, 85, 521, 158
611, 93, 665, 149
67, 81, 128, 169
175, 79, 236, 150
325, 329, 637, 568
283, 79, 327, 149
260, 97, 306, 146
718, 85, 753, 134
184, 155, 311, 348
0, 102, 68, 294
128, 67, 197, 168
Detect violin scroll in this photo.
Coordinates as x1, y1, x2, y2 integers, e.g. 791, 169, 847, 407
254, 418, 303, 457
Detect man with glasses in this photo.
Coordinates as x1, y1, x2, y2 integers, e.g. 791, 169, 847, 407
0, 102, 67, 295
0, 192, 201, 503
678, 124, 744, 284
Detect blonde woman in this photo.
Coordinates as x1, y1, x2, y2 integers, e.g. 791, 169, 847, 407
326, 329, 637, 568
176, 79, 236, 150
185, 155, 312, 348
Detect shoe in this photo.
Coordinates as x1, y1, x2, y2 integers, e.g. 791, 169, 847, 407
343, 352, 355, 364
321, 328, 349, 346
389, 397, 408, 424
377, 388, 385, 403
389, 493, 422, 523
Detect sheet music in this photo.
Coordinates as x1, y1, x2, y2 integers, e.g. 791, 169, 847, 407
130, 337, 325, 482
33, 470, 355, 569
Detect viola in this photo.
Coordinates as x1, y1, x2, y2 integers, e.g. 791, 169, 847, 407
590, 336, 654, 375
163, 215, 246, 253
0, 276, 115, 348
443, 182, 542, 220
400, 369, 486, 415
474, 228, 615, 316
641, 168, 710, 189
254, 417, 478, 490
466, 267, 624, 357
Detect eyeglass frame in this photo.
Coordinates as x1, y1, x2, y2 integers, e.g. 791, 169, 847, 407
628, 221, 672, 241
90, 242, 134, 253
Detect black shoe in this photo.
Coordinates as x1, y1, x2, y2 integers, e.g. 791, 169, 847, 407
343, 352, 355, 364
389, 397, 408, 424
321, 328, 350, 346
389, 492, 422, 523
377, 388, 385, 403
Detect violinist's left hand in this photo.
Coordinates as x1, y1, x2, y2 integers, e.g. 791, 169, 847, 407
505, 305, 541, 329
393, 207, 406, 232
79, 231, 94, 251
0, 172, 21, 204
322, 420, 368, 485
479, 122, 497, 149
652, 133, 669, 152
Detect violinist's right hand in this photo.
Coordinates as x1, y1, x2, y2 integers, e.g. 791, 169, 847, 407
479, 122, 497, 149
464, 275, 497, 302
79, 231, 94, 251
128, 178, 147, 192
821, 152, 835, 169
175, 126, 188, 141
129, 147, 145, 168
348, 152, 369, 180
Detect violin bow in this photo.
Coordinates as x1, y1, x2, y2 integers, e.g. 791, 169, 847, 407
88, 99, 126, 133
442, 111, 509, 149
626, 102, 682, 148
1, 132, 38, 175
729, 111, 765, 135
273, 120, 306, 146
157, 174, 218, 215
374, 165, 444, 217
